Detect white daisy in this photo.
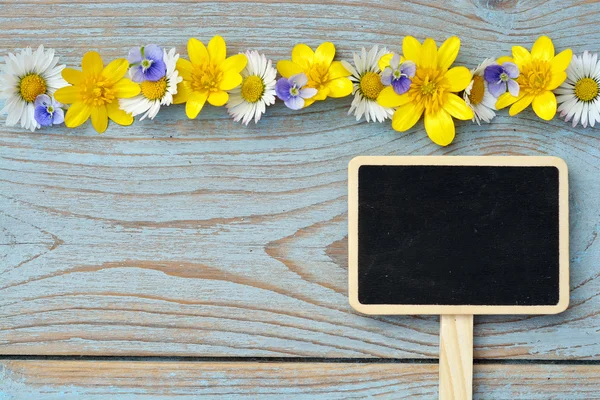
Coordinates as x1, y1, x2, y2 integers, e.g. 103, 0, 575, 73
555, 50, 600, 128
226, 50, 276, 125
120, 48, 182, 120
341, 45, 393, 123
463, 58, 497, 125
0, 45, 67, 132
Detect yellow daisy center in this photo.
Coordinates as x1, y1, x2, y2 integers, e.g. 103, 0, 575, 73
574, 77, 599, 102
518, 59, 552, 94
191, 63, 222, 92
240, 75, 265, 103
141, 77, 168, 100
408, 67, 448, 113
469, 75, 485, 105
19, 74, 47, 102
80, 75, 116, 106
359, 71, 384, 100
306, 63, 330, 89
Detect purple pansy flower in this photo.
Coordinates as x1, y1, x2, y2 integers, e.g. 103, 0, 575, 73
484, 62, 520, 98
381, 54, 416, 95
275, 73, 318, 110
128, 44, 167, 82
33, 94, 64, 127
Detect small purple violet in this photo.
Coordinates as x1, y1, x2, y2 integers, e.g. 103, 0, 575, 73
128, 44, 167, 83
275, 73, 318, 110
33, 94, 64, 127
381, 54, 416, 95
484, 62, 520, 97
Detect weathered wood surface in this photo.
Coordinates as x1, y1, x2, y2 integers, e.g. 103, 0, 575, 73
1, 361, 599, 399
1, 0, 600, 365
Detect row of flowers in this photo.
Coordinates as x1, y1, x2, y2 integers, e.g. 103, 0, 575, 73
0, 35, 598, 146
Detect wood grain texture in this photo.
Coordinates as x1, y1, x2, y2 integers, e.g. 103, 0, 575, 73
1, 360, 600, 399
1, 0, 600, 361
440, 315, 473, 400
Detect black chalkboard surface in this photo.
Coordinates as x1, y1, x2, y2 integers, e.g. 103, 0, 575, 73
348, 156, 569, 315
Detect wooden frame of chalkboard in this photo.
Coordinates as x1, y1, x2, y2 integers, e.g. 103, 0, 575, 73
348, 156, 569, 315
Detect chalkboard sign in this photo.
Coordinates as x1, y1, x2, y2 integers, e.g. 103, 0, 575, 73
348, 156, 569, 315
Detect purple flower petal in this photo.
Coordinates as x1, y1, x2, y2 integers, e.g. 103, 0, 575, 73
143, 45, 163, 62
381, 68, 393, 86
128, 47, 143, 64
34, 94, 51, 108
502, 62, 519, 79
275, 78, 292, 101
285, 96, 304, 110
487, 80, 506, 97
484, 64, 503, 83
289, 73, 308, 88
34, 106, 53, 126
129, 65, 146, 83
392, 76, 411, 95
400, 61, 416, 78
144, 59, 166, 81
507, 79, 520, 97
299, 87, 318, 99
52, 107, 65, 125
390, 53, 400, 69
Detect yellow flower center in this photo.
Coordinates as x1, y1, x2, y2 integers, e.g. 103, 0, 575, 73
80, 75, 116, 106
19, 74, 47, 102
359, 71, 384, 100
574, 77, 599, 102
518, 59, 552, 94
141, 77, 168, 100
240, 75, 265, 103
408, 67, 448, 113
469, 75, 485, 105
191, 63, 223, 92
306, 63, 330, 90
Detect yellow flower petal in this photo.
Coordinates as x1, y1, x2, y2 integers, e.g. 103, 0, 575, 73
112, 79, 141, 98
186, 91, 208, 119
62, 68, 83, 85
107, 101, 133, 126
531, 36, 554, 61
82, 51, 103, 76
188, 38, 209, 66
328, 61, 351, 80
437, 36, 460, 71
496, 92, 519, 110
378, 53, 394, 71
303, 98, 316, 108
292, 44, 314, 70
101, 58, 129, 85
176, 58, 193, 81
314, 42, 335, 67
509, 93, 534, 116
402, 36, 421, 64
91, 105, 108, 133
551, 49, 573, 74
442, 93, 474, 120
173, 81, 192, 104
221, 54, 247, 73
496, 56, 514, 64
208, 90, 228, 106
64, 102, 91, 128
54, 85, 81, 104
276, 60, 303, 78
326, 77, 353, 98
377, 86, 410, 108
391, 101, 424, 132
424, 109, 455, 146
312, 87, 329, 101
219, 70, 243, 90
444, 66, 472, 92
208, 35, 226, 64
420, 38, 438, 69
512, 46, 531, 66
531, 91, 557, 120
548, 71, 567, 90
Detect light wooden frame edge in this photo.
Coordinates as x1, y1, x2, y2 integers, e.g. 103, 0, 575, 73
347, 155, 569, 315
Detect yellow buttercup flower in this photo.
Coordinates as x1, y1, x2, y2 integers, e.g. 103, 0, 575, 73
495, 36, 572, 120
54, 51, 140, 133
376, 36, 473, 146
277, 42, 352, 107
173, 36, 247, 119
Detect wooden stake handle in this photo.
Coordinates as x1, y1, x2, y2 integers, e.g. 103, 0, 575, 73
439, 314, 473, 400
